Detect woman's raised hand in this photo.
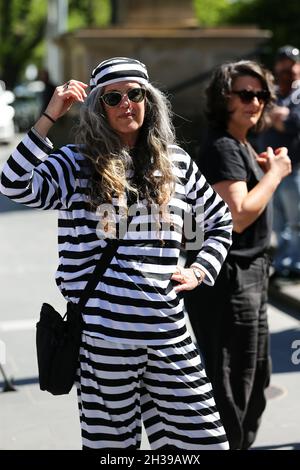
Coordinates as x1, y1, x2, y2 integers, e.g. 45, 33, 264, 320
44, 80, 88, 121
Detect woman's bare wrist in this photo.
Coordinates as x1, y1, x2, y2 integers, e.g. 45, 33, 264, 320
32, 114, 55, 139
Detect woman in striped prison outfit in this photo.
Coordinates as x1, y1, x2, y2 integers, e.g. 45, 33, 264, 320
0, 57, 232, 450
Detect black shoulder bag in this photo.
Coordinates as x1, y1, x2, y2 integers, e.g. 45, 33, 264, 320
36, 239, 119, 395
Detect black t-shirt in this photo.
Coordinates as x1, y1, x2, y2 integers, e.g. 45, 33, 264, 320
198, 129, 272, 258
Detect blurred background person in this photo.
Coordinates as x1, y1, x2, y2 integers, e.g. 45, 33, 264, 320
185, 60, 291, 449
258, 45, 300, 279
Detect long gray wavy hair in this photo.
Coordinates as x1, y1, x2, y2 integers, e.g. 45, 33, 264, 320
75, 82, 177, 208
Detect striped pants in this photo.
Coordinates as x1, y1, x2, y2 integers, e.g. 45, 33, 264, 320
76, 333, 229, 450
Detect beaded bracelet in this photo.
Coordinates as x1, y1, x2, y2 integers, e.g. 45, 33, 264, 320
42, 112, 56, 124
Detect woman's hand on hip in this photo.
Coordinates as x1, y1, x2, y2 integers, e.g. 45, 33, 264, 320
171, 266, 202, 293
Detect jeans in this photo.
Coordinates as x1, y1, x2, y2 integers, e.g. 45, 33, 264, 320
185, 254, 271, 449
273, 167, 300, 275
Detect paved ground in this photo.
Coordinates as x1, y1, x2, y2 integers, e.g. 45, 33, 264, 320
0, 136, 300, 451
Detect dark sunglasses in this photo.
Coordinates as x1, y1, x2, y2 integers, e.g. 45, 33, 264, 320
100, 87, 146, 107
231, 89, 270, 104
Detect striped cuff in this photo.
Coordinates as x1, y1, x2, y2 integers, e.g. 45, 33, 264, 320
30, 127, 54, 151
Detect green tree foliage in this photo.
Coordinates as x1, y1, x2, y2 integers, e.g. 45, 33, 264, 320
193, 0, 234, 26
226, 0, 300, 60
68, 0, 110, 30
194, 0, 300, 65
0, 0, 47, 88
0, 0, 110, 89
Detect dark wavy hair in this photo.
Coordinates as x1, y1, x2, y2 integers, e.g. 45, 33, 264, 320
205, 60, 276, 132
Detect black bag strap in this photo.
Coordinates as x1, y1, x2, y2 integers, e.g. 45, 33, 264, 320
75, 191, 137, 313
76, 239, 119, 312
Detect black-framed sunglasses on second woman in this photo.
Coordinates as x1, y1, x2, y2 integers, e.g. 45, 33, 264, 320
101, 88, 146, 107
231, 89, 270, 104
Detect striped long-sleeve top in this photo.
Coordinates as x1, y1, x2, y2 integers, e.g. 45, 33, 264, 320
0, 130, 232, 345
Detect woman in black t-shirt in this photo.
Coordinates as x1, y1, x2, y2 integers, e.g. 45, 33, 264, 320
185, 61, 291, 450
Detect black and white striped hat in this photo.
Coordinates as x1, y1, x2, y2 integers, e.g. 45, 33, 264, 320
90, 57, 149, 94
